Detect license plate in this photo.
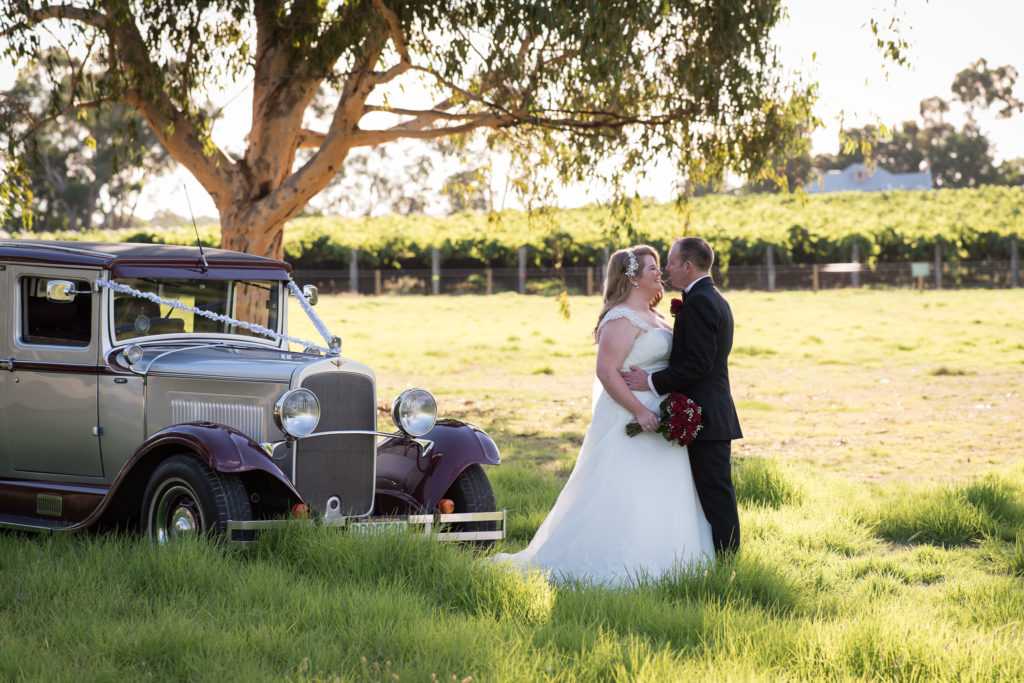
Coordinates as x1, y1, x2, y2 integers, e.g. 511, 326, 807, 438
349, 519, 409, 535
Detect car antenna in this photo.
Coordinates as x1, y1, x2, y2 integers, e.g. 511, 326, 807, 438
183, 183, 209, 273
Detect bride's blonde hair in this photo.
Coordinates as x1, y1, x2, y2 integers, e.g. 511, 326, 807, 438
593, 245, 663, 341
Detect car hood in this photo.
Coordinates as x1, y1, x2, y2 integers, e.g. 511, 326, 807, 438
127, 343, 334, 382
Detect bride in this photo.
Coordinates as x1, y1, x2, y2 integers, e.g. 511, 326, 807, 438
494, 245, 713, 585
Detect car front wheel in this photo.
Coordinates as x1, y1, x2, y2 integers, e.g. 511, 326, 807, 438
442, 463, 498, 545
143, 454, 251, 543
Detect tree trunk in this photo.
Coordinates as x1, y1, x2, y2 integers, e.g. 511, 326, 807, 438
219, 203, 288, 262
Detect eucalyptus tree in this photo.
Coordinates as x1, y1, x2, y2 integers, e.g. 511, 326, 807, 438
3, 1, 816, 258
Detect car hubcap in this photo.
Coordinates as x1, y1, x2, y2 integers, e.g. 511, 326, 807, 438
153, 483, 204, 543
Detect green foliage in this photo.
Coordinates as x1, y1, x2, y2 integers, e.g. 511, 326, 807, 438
26, 187, 1024, 268
1, 0, 820, 256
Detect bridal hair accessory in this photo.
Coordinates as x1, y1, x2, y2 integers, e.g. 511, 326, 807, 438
625, 392, 703, 446
624, 250, 639, 278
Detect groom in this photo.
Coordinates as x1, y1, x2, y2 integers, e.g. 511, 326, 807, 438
621, 236, 742, 554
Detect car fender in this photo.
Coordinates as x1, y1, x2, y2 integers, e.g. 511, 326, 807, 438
374, 419, 500, 513
92, 421, 302, 528
130, 421, 300, 494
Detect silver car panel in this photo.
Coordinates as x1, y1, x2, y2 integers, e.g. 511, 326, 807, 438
7, 265, 102, 478
0, 265, 8, 474
148, 377, 288, 441
97, 373, 145, 480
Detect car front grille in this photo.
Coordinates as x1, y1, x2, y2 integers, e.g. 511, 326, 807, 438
294, 371, 376, 516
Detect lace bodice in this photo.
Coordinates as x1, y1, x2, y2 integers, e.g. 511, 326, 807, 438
597, 305, 672, 372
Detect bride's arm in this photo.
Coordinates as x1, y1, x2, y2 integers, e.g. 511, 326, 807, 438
595, 319, 660, 430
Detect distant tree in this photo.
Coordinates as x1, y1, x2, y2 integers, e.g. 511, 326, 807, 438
950, 58, 1023, 120
2, 52, 171, 231
995, 157, 1024, 187
310, 143, 435, 217
2, 1, 819, 258
443, 168, 491, 214
816, 59, 1020, 189
814, 123, 926, 175
922, 121, 997, 188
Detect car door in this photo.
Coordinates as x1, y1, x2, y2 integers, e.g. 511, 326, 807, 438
6, 266, 103, 478
0, 263, 9, 474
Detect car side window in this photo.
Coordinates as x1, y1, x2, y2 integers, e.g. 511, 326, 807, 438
19, 276, 92, 347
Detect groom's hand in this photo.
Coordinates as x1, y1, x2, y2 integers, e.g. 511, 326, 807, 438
621, 366, 651, 391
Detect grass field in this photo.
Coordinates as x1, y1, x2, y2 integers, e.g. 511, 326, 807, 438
3, 289, 1023, 681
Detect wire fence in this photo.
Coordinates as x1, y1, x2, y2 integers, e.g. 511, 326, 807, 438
292, 259, 1022, 295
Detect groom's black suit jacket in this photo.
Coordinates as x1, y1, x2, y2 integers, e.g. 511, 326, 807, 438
651, 277, 742, 441
650, 275, 742, 552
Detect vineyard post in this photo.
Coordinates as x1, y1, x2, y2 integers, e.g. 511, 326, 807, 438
486, 268, 493, 295
812, 264, 820, 292
934, 243, 943, 289
349, 249, 358, 294
851, 244, 860, 288
374, 270, 382, 296
765, 243, 775, 292
1011, 237, 1019, 288
602, 247, 609, 293
586, 267, 594, 295
431, 248, 441, 295
518, 246, 527, 294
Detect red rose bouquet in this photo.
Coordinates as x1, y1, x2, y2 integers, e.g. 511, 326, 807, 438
625, 392, 703, 446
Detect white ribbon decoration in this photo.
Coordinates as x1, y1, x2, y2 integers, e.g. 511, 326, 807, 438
96, 278, 334, 353
286, 279, 335, 350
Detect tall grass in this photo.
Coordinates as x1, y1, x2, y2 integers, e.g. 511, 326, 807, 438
870, 475, 1024, 546
4, 290, 1024, 680
5, 462, 1024, 681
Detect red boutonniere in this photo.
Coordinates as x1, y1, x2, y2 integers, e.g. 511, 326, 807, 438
669, 298, 683, 317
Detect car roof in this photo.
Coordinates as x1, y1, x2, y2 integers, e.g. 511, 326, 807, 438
0, 240, 291, 279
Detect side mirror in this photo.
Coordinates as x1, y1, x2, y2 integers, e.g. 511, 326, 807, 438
46, 280, 78, 303
302, 284, 319, 306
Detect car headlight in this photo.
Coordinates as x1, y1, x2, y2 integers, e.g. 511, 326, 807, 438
391, 388, 437, 437
274, 389, 320, 437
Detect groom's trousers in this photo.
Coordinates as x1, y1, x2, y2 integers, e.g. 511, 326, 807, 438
688, 439, 740, 553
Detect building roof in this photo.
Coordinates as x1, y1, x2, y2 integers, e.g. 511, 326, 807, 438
807, 163, 932, 193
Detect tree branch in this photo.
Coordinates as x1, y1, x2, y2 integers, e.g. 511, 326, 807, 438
347, 114, 515, 148
3, 93, 112, 136
1, 4, 109, 36
296, 128, 325, 149
363, 0, 413, 88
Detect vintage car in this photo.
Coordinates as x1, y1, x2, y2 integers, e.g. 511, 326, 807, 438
0, 240, 504, 542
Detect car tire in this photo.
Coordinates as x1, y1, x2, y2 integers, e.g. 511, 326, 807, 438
442, 463, 498, 544
143, 454, 252, 543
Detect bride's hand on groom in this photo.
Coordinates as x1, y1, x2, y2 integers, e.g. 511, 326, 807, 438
620, 365, 650, 392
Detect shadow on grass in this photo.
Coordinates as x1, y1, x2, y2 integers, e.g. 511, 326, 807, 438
868, 474, 1024, 547
652, 551, 802, 616
733, 456, 804, 509
246, 524, 555, 625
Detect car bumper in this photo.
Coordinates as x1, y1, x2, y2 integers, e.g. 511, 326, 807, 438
225, 510, 506, 544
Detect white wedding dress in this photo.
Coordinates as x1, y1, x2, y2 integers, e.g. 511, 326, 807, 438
494, 305, 714, 586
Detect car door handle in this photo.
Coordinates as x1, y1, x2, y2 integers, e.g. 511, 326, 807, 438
0, 358, 13, 371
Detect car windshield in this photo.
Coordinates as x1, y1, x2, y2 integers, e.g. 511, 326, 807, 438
112, 277, 281, 342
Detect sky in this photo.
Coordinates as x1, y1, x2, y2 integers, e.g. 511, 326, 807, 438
2, 0, 1022, 219
776, 0, 1024, 161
